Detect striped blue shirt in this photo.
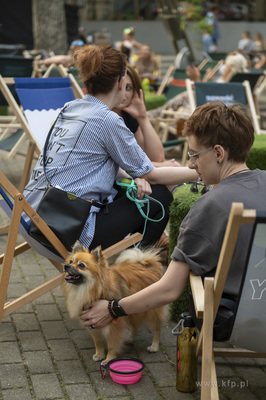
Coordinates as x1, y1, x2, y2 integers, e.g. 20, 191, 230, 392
24, 95, 153, 247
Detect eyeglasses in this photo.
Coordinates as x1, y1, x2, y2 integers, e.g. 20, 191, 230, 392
187, 147, 213, 165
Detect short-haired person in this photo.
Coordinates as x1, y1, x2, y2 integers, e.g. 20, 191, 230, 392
23, 45, 197, 251
80, 101, 266, 329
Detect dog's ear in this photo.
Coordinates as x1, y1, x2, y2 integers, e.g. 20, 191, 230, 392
91, 246, 103, 263
72, 241, 87, 254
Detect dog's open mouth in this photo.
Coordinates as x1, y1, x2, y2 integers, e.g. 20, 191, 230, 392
64, 265, 84, 285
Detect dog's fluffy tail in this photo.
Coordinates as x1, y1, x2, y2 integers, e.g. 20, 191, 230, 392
115, 247, 161, 266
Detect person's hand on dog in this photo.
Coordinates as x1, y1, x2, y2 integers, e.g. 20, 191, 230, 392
134, 177, 152, 199
80, 300, 112, 329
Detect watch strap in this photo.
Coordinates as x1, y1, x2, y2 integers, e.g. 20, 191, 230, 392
108, 299, 127, 318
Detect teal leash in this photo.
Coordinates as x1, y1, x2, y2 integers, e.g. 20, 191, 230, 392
116, 179, 165, 246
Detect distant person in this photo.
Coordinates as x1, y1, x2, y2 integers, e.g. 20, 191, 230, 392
148, 51, 250, 120
186, 50, 249, 83
36, 40, 84, 69
134, 44, 160, 81
252, 33, 266, 69
254, 32, 265, 51
206, 3, 220, 49
115, 27, 142, 64
238, 31, 256, 57
77, 27, 87, 44
202, 30, 217, 54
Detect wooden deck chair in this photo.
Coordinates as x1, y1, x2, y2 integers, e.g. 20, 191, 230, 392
32, 63, 85, 98
186, 78, 265, 134
0, 140, 36, 236
201, 59, 225, 82
0, 166, 142, 326
253, 72, 266, 127
230, 71, 264, 91
0, 76, 84, 235
0, 55, 34, 114
0, 55, 34, 155
0, 55, 34, 79
189, 202, 266, 399
150, 116, 189, 165
153, 67, 196, 160
157, 65, 175, 96
157, 59, 224, 98
0, 75, 82, 157
55, 64, 85, 98
0, 77, 37, 159
208, 52, 228, 61
160, 67, 192, 101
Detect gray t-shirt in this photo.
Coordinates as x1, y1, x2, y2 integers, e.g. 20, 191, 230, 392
171, 169, 266, 298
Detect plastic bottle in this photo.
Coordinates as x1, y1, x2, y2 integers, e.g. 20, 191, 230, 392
172, 312, 198, 392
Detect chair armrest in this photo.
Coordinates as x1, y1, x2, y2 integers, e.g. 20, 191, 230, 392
161, 109, 191, 119
189, 272, 204, 319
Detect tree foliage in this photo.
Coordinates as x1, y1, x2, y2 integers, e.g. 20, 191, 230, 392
179, 0, 213, 34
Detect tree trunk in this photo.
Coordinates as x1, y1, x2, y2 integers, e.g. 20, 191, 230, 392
32, 0, 68, 54
253, 0, 266, 21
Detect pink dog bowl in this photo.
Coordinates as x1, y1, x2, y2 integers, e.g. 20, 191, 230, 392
100, 357, 145, 385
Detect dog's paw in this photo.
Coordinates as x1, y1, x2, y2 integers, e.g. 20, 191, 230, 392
93, 353, 106, 362
101, 357, 114, 365
147, 344, 159, 353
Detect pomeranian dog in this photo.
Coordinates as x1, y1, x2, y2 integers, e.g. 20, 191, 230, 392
62, 241, 168, 364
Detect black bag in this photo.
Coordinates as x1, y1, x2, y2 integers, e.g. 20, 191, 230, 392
29, 186, 93, 251
212, 297, 236, 342
189, 293, 236, 342
28, 108, 106, 251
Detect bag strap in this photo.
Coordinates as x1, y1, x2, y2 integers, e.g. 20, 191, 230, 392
41, 106, 106, 210
42, 106, 67, 186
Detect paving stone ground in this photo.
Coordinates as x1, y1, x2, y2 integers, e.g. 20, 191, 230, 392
1, 148, 266, 400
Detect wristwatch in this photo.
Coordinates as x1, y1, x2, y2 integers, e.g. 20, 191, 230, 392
112, 299, 127, 317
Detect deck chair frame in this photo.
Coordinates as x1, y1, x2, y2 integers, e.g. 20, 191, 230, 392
150, 116, 189, 165
0, 74, 84, 158
190, 202, 266, 400
52, 64, 84, 99
0, 166, 142, 325
0, 76, 37, 157
253, 72, 266, 125
201, 59, 224, 82
0, 140, 36, 236
186, 78, 264, 134
157, 59, 224, 96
